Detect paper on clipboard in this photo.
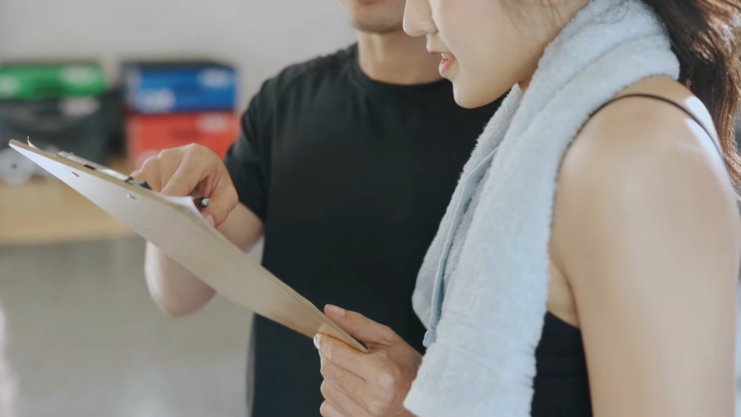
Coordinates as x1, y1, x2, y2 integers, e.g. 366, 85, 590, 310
8, 139, 368, 353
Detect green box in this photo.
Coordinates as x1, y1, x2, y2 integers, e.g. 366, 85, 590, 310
0, 63, 106, 100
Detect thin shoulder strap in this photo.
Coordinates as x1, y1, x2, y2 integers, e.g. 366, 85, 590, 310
591, 93, 723, 155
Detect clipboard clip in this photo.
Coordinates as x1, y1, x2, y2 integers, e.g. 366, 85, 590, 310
58, 151, 152, 189
28, 138, 151, 190
29, 139, 205, 207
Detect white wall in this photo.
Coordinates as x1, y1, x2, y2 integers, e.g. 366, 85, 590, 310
0, 0, 357, 109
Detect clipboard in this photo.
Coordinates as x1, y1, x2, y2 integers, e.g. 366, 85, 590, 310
8, 139, 368, 353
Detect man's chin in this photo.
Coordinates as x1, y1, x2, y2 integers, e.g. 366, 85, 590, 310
350, 19, 403, 35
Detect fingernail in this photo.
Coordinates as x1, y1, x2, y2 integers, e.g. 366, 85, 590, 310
314, 334, 320, 349
205, 215, 215, 227
325, 305, 345, 317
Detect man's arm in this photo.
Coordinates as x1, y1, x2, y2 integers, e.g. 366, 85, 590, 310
144, 203, 264, 317
138, 71, 276, 317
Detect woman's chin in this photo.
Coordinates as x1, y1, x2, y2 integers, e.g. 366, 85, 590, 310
453, 82, 506, 109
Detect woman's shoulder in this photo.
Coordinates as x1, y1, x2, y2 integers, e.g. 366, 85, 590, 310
550, 75, 741, 277
558, 76, 732, 205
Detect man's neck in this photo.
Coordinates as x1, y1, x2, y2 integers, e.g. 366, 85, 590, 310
357, 30, 442, 85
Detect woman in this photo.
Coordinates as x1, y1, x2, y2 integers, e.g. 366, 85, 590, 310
314, 0, 741, 415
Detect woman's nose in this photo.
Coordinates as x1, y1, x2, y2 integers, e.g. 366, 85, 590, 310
403, 0, 437, 37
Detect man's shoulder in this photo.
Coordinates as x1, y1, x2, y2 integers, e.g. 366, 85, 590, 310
259, 44, 356, 100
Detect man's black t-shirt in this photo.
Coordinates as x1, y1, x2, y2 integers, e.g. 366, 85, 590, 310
223, 44, 501, 416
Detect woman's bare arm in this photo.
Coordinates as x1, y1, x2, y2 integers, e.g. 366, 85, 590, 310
553, 94, 741, 417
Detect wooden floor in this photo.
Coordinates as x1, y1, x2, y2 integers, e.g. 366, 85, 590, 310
0, 157, 135, 246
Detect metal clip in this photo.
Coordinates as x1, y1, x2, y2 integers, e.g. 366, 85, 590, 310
28, 138, 151, 188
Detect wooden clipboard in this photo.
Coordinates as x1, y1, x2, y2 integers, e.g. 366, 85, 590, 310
9, 139, 368, 353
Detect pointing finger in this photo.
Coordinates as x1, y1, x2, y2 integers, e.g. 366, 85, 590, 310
160, 152, 206, 197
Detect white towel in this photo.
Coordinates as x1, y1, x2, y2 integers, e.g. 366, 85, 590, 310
405, 0, 688, 415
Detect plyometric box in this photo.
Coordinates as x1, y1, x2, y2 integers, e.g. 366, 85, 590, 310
122, 60, 237, 114
126, 112, 238, 171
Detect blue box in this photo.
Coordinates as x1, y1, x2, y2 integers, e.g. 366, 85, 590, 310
123, 61, 237, 114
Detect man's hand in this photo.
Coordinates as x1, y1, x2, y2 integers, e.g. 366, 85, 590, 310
131, 144, 238, 226
315, 305, 421, 417
136, 145, 264, 317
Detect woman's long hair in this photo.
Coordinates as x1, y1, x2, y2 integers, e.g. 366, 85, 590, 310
641, 0, 741, 185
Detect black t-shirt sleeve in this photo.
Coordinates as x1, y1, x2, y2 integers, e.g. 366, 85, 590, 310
223, 82, 275, 222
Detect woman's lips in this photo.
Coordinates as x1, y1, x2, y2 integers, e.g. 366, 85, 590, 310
438, 53, 456, 77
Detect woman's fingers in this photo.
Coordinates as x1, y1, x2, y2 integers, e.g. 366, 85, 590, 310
316, 334, 370, 379
320, 381, 373, 417
324, 305, 397, 346
315, 313, 423, 417
320, 401, 346, 417
320, 354, 368, 408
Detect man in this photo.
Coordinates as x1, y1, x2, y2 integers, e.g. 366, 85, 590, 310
136, 0, 502, 415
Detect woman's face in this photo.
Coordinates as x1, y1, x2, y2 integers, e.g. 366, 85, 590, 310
404, 0, 586, 108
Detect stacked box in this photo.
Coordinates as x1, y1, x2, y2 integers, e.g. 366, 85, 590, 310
127, 112, 238, 170
122, 60, 238, 171
0, 96, 108, 159
0, 62, 113, 184
0, 63, 106, 100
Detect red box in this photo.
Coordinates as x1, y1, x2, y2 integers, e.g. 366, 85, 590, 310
126, 112, 239, 171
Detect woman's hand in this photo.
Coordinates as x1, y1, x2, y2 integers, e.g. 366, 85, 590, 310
314, 305, 421, 417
